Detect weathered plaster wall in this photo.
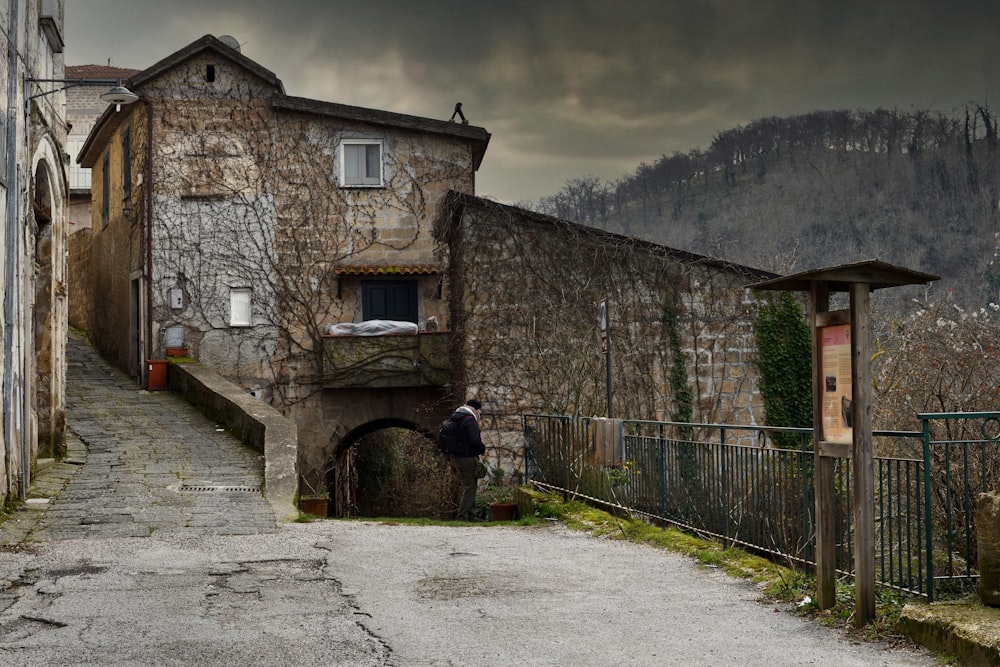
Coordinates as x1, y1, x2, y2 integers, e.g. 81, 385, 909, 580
1, 0, 70, 499
138, 58, 476, 398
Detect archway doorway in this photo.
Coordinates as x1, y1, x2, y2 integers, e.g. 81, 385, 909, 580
32, 160, 57, 457
326, 422, 459, 519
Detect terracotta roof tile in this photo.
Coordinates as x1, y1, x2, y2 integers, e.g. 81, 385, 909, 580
66, 64, 141, 80
335, 265, 441, 276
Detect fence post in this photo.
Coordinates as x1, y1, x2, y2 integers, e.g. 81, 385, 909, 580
811, 284, 837, 610
561, 417, 570, 502
658, 423, 666, 521
922, 415, 934, 602
850, 282, 876, 626
720, 426, 729, 541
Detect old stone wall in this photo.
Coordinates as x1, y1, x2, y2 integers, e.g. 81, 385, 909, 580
442, 194, 770, 469
66, 227, 92, 330
287, 385, 453, 505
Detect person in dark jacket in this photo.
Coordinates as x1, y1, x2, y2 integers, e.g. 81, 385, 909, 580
450, 398, 486, 521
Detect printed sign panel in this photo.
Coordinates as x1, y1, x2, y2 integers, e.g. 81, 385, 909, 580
821, 323, 853, 444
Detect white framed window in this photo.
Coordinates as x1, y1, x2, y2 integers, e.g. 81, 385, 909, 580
67, 135, 90, 190
340, 139, 383, 186
230, 287, 252, 327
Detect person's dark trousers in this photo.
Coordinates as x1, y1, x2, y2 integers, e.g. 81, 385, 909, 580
453, 456, 478, 520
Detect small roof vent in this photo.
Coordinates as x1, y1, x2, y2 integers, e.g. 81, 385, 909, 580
218, 35, 241, 52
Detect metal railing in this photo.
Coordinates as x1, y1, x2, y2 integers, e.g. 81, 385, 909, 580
523, 413, 1000, 600
919, 412, 1000, 600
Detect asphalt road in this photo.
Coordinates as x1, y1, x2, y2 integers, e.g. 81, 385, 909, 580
1, 520, 937, 666
0, 334, 939, 666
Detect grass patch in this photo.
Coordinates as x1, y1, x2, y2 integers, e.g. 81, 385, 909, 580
532, 492, 806, 599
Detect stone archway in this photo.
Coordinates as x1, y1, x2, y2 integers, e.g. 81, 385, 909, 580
296, 386, 456, 517
328, 418, 433, 518
313, 417, 460, 519
30, 152, 66, 457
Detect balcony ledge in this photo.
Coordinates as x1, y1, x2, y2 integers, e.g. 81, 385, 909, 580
321, 331, 451, 389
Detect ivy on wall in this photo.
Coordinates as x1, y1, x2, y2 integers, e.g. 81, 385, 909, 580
755, 292, 813, 447
448, 193, 768, 430
662, 301, 693, 435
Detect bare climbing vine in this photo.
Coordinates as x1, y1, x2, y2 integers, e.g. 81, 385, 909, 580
440, 193, 768, 439
145, 90, 475, 411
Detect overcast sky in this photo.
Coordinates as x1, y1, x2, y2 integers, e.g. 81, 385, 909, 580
65, 0, 1000, 205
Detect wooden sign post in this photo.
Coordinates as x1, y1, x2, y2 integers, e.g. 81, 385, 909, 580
749, 260, 937, 626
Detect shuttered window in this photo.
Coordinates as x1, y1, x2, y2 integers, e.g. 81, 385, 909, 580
230, 288, 252, 327
362, 280, 417, 323
122, 127, 132, 198
101, 150, 109, 227
341, 140, 382, 186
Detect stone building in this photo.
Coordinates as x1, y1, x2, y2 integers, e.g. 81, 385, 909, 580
65, 64, 139, 330
79, 34, 774, 516
78, 35, 489, 502
1, 0, 71, 504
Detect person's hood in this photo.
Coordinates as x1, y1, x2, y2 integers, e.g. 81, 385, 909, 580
455, 405, 479, 421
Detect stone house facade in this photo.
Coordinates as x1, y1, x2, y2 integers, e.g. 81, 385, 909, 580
78, 35, 490, 501
79, 35, 488, 387
65, 64, 139, 330
79, 34, 774, 515
1, 0, 71, 504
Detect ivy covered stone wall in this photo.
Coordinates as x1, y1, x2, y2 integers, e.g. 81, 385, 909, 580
440, 192, 774, 468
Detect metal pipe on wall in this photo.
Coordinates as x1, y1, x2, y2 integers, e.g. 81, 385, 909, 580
145, 98, 153, 370
3, 0, 22, 497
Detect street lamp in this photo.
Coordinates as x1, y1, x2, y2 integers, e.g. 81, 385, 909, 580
24, 77, 139, 111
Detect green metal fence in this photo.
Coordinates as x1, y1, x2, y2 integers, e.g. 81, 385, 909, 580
523, 413, 1000, 600
919, 412, 1000, 600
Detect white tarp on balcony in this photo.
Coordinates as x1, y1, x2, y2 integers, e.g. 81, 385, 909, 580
323, 320, 419, 336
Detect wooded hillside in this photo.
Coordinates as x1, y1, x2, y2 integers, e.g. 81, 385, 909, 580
538, 106, 1000, 309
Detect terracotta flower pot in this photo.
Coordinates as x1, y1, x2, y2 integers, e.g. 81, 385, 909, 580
299, 496, 328, 517
489, 502, 518, 521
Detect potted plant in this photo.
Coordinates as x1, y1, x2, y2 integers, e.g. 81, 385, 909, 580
165, 345, 189, 357
298, 468, 330, 517
476, 467, 520, 521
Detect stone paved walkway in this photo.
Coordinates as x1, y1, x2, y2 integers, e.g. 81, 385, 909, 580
0, 333, 275, 544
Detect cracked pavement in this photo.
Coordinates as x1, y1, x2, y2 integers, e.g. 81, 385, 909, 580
0, 335, 939, 666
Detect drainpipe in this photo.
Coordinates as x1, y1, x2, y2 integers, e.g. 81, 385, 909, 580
144, 98, 154, 368
3, 0, 21, 496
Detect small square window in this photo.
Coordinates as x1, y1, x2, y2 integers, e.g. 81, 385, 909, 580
341, 140, 382, 186
230, 287, 252, 327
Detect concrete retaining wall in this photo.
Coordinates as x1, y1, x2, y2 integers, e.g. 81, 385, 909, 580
168, 360, 298, 523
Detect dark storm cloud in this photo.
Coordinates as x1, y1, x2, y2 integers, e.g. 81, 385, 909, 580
66, 0, 1000, 202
